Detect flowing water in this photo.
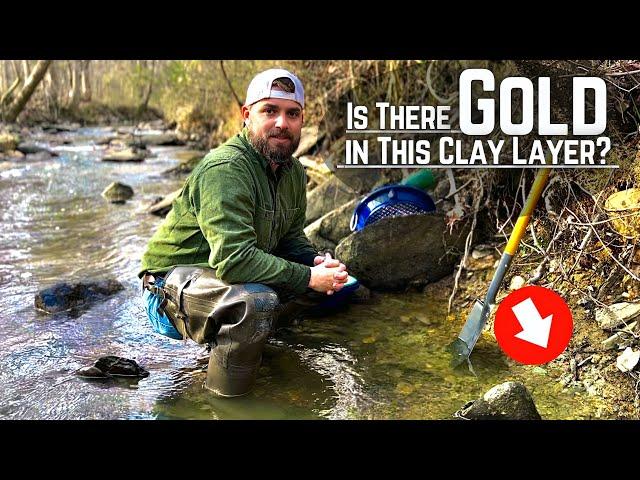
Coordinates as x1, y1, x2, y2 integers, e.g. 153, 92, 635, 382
0, 127, 609, 420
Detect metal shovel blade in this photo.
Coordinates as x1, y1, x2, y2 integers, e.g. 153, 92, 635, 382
448, 299, 489, 368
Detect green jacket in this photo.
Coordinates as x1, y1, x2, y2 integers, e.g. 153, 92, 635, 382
139, 129, 317, 294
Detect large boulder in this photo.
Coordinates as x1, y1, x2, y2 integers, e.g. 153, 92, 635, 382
102, 182, 134, 203
304, 198, 360, 254
306, 176, 356, 226
35, 279, 125, 314
455, 381, 542, 420
334, 212, 470, 290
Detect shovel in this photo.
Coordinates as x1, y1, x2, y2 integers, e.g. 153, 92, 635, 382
449, 168, 551, 369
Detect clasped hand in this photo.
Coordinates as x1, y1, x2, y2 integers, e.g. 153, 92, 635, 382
309, 252, 349, 295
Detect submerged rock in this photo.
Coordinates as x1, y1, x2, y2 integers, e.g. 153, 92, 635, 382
101, 181, 134, 204
455, 381, 542, 420
35, 279, 125, 314
76, 356, 149, 379
335, 212, 470, 290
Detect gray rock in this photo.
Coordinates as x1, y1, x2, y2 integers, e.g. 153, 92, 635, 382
76, 356, 149, 379
294, 125, 324, 157
146, 188, 182, 217
162, 150, 206, 176
138, 132, 184, 146
101, 182, 134, 203
334, 212, 471, 290
42, 122, 80, 133
596, 302, 640, 330
602, 320, 638, 350
35, 279, 125, 314
306, 176, 356, 226
456, 381, 542, 420
16, 142, 57, 156
616, 347, 640, 373
137, 119, 167, 130
304, 198, 361, 254
101, 147, 146, 162
24, 151, 57, 162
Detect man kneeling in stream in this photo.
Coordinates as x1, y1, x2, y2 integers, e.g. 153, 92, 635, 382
138, 68, 350, 397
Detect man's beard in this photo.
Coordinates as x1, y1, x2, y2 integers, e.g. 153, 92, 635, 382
247, 127, 300, 164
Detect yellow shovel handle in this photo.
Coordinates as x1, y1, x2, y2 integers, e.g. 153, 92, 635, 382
505, 169, 551, 256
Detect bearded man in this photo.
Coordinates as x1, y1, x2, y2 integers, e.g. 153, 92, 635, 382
139, 68, 350, 397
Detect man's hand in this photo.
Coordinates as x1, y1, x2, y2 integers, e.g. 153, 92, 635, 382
309, 253, 349, 295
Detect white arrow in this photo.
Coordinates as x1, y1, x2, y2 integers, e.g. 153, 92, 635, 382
511, 297, 553, 348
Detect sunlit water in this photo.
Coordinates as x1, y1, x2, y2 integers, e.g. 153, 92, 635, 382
0, 127, 608, 419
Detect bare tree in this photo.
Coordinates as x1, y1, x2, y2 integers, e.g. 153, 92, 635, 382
44, 61, 62, 118
81, 60, 91, 102
138, 60, 156, 114
67, 60, 82, 110
21, 60, 30, 84
4, 60, 52, 122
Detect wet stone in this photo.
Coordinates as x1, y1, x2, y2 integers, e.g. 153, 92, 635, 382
455, 381, 542, 420
34, 279, 124, 314
101, 181, 134, 204
76, 356, 149, 379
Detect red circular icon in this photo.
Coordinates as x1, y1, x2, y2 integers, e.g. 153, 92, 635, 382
494, 285, 573, 365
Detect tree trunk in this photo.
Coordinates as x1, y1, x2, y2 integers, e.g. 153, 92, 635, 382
80, 60, 91, 102
1, 76, 21, 110
4, 60, 52, 123
10, 60, 20, 79
21, 60, 30, 84
44, 61, 61, 118
67, 60, 81, 110
138, 60, 155, 113
220, 60, 243, 110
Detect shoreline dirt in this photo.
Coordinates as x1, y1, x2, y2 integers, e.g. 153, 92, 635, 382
432, 247, 640, 419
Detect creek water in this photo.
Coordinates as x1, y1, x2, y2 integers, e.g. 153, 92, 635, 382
0, 126, 608, 419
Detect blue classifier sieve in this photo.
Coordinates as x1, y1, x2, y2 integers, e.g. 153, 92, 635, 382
349, 184, 436, 232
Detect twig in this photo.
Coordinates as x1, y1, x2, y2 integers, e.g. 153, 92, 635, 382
219, 61, 243, 110
434, 178, 473, 205
448, 174, 483, 314
606, 69, 640, 77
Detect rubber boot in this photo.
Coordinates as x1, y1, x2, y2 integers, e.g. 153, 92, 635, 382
204, 284, 279, 397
